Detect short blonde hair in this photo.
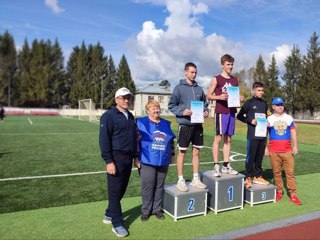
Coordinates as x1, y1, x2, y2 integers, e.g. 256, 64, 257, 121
145, 100, 160, 112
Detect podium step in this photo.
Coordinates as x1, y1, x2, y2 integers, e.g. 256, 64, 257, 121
162, 183, 208, 221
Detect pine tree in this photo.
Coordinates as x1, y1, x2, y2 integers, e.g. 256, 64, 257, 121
283, 45, 302, 116
265, 54, 282, 107
298, 32, 320, 116
28, 39, 51, 107
104, 55, 117, 109
0, 31, 17, 106
116, 54, 136, 94
65, 46, 79, 106
49, 39, 66, 107
253, 55, 268, 84
68, 42, 89, 106
16, 38, 32, 106
87, 42, 108, 108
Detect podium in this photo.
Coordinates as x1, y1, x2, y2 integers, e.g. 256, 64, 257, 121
201, 171, 244, 214
162, 183, 208, 221
244, 183, 276, 206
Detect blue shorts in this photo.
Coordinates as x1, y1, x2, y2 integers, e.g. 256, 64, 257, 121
214, 113, 235, 136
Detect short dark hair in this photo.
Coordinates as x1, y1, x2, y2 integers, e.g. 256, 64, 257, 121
252, 81, 264, 89
221, 54, 234, 65
184, 62, 197, 71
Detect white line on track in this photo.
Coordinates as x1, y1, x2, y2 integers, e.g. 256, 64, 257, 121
27, 117, 33, 125
0, 159, 246, 182
0, 131, 246, 181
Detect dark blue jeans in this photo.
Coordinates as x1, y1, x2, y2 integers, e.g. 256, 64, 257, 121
105, 152, 132, 227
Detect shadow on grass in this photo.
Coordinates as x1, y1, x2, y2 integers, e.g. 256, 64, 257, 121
124, 204, 142, 228
0, 152, 11, 158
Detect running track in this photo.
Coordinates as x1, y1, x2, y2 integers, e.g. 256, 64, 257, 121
197, 211, 320, 240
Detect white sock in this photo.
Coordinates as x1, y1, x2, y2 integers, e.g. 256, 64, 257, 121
178, 175, 184, 181
193, 173, 199, 180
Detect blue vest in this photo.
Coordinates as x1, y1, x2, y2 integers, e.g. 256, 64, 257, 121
136, 117, 176, 166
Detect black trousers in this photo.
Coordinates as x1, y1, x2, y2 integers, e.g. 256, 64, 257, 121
245, 139, 266, 178
105, 153, 132, 227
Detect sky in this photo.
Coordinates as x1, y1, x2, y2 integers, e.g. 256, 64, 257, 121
1, 0, 319, 88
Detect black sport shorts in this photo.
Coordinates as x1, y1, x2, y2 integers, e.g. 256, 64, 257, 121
177, 124, 203, 150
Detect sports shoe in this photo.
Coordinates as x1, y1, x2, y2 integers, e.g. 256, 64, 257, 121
102, 215, 112, 224
141, 213, 150, 221
276, 191, 283, 201
112, 225, 128, 237
155, 211, 165, 220
221, 163, 239, 175
253, 176, 270, 185
212, 164, 221, 177
289, 195, 302, 205
176, 179, 188, 192
190, 178, 206, 189
245, 177, 252, 188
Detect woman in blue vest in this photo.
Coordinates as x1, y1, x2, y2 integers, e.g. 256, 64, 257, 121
136, 100, 176, 221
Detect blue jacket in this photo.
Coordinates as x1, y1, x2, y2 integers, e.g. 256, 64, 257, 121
168, 79, 208, 125
136, 117, 175, 166
99, 107, 138, 164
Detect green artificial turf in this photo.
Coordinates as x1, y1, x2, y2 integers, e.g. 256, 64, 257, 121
0, 173, 319, 239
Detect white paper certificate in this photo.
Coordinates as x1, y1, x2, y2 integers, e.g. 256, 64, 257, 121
255, 113, 267, 137
227, 86, 240, 107
191, 101, 204, 123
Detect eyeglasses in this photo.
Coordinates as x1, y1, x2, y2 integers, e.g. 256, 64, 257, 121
117, 96, 132, 101
275, 104, 284, 106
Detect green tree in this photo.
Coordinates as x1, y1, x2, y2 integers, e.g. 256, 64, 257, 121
16, 38, 32, 106
0, 31, 17, 106
28, 39, 51, 107
104, 55, 117, 109
117, 54, 136, 94
48, 39, 66, 107
283, 45, 302, 116
68, 42, 89, 106
265, 54, 282, 107
298, 32, 320, 116
253, 55, 268, 84
87, 42, 108, 108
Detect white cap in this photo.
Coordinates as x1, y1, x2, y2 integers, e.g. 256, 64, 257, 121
115, 87, 133, 98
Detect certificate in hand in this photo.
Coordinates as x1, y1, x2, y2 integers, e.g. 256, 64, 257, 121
191, 101, 204, 123
227, 86, 240, 108
255, 117, 267, 137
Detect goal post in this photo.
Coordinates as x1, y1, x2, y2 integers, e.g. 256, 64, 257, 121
78, 99, 98, 122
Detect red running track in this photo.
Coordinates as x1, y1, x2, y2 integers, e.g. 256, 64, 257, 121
236, 218, 320, 240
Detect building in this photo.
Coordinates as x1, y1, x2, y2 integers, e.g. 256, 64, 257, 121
134, 81, 173, 116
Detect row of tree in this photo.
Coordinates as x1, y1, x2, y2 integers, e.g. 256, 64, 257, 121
0, 31, 136, 109
0, 31, 319, 116
235, 32, 320, 116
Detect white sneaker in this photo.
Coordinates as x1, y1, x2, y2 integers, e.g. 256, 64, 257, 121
190, 178, 206, 189
176, 179, 188, 192
212, 164, 221, 177
221, 163, 238, 175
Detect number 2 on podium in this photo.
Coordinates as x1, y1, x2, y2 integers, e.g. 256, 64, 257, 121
188, 198, 195, 212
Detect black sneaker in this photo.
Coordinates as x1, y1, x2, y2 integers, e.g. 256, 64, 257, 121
155, 211, 165, 220
141, 213, 150, 221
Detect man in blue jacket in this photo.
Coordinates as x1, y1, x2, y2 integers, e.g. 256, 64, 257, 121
168, 62, 209, 192
99, 87, 139, 237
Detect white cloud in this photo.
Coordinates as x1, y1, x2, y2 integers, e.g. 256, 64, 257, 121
128, 0, 292, 88
44, 0, 65, 14
129, 0, 253, 87
269, 44, 291, 71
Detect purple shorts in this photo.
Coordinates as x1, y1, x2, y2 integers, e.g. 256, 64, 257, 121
214, 113, 235, 136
